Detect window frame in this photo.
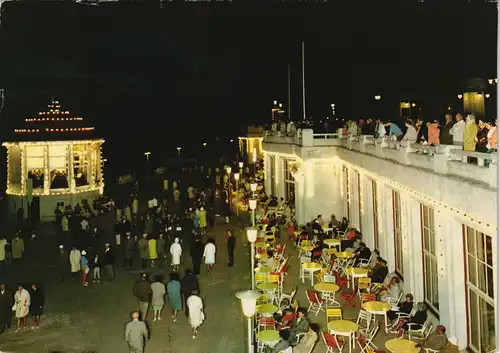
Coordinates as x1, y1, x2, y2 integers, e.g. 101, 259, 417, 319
372, 180, 379, 249
392, 190, 403, 278
463, 226, 495, 353
343, 165, 350, 220
420, 204, 439, 315
283, 160, 295, 203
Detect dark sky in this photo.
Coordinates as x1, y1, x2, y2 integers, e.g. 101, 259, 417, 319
0, 1, 497, 166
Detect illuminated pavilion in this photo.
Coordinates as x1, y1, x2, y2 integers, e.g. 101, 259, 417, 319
2, 99, 104, 221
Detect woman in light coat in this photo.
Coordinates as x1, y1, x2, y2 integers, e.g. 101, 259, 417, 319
170, 238, 182, 271
198, 207, 207, 233
148, 237, 158, 268
464, 115, 479, 151
402, 119, 417, 142
69, 247, 81, 278
186, 289, 205, 339
203, 238, 216, 274
14, 284, 30, 331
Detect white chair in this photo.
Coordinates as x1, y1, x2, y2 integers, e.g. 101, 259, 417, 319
407, 319, 433, 341
279, 287, 297, 305
362, 321, 379, 349
356, 310, 373, 334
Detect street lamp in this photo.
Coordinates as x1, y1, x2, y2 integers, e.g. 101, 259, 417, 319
485, 93, 491, 98
144, 152, 151, 164
235, 290, 261, 353
234, 173, 240, 216
374, 95, 381, 100
239, 161, 244, 169
202, 142, 207, 147
250, 183, 258, 193
411, 103, 416, 107
249, 198, 257, 227
176, 147, 182, 156
246, 227, 258, 289
457, 94, 463, 99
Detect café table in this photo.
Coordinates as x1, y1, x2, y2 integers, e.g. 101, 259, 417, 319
256, 329, 281, 350
300, 262, 323, 286
345, 267, 369, 289
256, 303, 278, 315
385, 338, 420, 353
327, 320, 358, 353
255, 242, 268, 249
362, 301, 392, 332
324, 238, 341, 249
313, 282, 340, 308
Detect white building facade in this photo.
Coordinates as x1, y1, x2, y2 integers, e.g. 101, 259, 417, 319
263, 129, 497, 353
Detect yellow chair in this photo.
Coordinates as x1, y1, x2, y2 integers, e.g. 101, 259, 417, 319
300, 239, 312, 247
267, 274, 281, 284
358, 277, 372, 294
326, 308, 343, 322
328, 248, 338, 255
315, 268, 329, 283
255, 273, 267, 284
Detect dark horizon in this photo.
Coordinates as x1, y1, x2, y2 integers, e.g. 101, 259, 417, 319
0, 1, 497, 166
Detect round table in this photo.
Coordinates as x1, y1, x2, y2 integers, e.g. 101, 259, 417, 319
324, 239, 341, 248
301, 262, 323, 286
255, 266, 273, 273
362, 301, 392, 332
327, 320, 359, 353
255, 242, 268, 248
336, 251, 354, 259
314, 282, 340, 307
385, 338, 420, 353
256, 330, 281, 348
345, 267, 369, 289
256, 303, 279, 315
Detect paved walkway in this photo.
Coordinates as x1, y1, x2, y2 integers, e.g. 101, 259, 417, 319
1, 216, 253, 353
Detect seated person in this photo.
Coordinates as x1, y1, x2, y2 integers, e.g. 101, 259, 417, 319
293, 323, 318, 353
345, 227, 357, 240
380, 277, 402, 302
311, 240, 325, 261
266, 249, 278, 269
370, 257, 389, 284
328, 214, 339, 228
316, 215, 324, 226
415, 325, 448, 352
267, 329, 291, 353
282, 308, 309, 345
274, 299, 293, 324
388, 293, 414, 322
443, 337, 460, 353
354, 242, 371, 265
399, 302, 427, 334
369, 249, 380, 268
268, 196, 278, 207
311, 219, 322, 232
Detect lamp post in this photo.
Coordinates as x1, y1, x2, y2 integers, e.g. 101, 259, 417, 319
144, 152, 151, 164
249, 198, 257, 227
236, 290, 261, 353
176, 147, 182, 157
234, 172, 240, 216
246, 227, 258, 289
226, 166, 232, 214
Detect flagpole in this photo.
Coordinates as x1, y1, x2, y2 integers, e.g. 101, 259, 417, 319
287, 65, 291, 122
301, 41, 306, 120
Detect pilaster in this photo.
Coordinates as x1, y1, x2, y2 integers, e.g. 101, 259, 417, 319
381, 184, 395, 271
43, 144, 50, 195
404, 195, 424, 301
67, 143, 76, 193
360, 174, 374, 249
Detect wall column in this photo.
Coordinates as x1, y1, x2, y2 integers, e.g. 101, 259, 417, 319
87, 143, 94, 187
381, 184, 395, 272
20, 145, 26, 194
67, 144, 75, 193
264, 153, 271, 194
404, 195, 424, 301
360, 174, 374, 249
43, 144, 50, 195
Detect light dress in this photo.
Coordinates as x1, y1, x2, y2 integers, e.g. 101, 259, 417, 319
187, 295, 205, 328
14, 289, 30, 318
170, 239, 182, 265
203, 243, 216, 265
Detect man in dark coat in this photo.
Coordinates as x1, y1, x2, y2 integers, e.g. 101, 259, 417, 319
440, 114, 455, 145
102, 243, 115, 281
416, 118, 428, 143
58, 245, 69, 283
123, 234, 135, 267
0, 283, 13, 332
190, 236, 204, 275
180, 269, 198, 317
227, 229, 236, 267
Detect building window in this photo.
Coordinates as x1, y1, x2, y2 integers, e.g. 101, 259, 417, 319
73, 144, 89, 187
49, 145, 68, 189
26, 146, 45, 190
372, 180, 379, 249
421, 205, 439, 313
343, 165, 350, 220
270, 155, 276, 196
283, 160, 295, 203
392, 190, 403, 276
464, 226, 495, 353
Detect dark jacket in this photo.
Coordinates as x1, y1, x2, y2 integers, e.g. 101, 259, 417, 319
227, 236, 236, 251
371, 265, 388, 283
416, 123, 428, 143
102, 249, 115, 266
133, 280, 151, 302
31, 288, 45, 308
398, 301, 413, 314
410, 310, 427, 326
190, 240, 204, 260
355, 247, 372, 260
0, 289, 13, 322
180, 273, 199, 295
476, 127, 489, 151
440, 121, 455, 145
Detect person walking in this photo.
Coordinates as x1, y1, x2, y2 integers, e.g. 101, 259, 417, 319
12, 233, 25, 263
138, 234, 149, 269
81, 250, 89, 287
157, 233, 166, 267
226, 229, 236, 267
187, 289, 205, 339
14, 284, 30, 332
102, 243, 115, 281
180, 269, 198, 318
150, 275, 166, 322
133, 273, 151, 321
58, 245, 68, 283
0, 283, 13, 333
124, 233, 135, 267
69, 247, 81, 280
29, 283, 44, 329
148, 237, 157, 268
167, 272, 182, 322
92, 253, 101, 283
170, 238, 182, 272
190, 236, 204, 275
198, 207, 207, 234
124, 311, 148, 353
203, 238, 216, 274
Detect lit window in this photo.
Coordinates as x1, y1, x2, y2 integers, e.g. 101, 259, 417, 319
421, 205, 439, 313
283, 160, 295, 203
464, 226, 495, 353
392, 190, 403, 276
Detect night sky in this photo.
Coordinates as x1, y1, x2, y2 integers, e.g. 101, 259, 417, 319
0, 1, 497, 169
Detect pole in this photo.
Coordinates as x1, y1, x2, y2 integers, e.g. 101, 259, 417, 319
247, 317, 254, 353
301, 41, 306, 121
251, 242, 255, 290
287, 65, 291, 122
236, 179, 239, 216
251, 209, 255, 227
